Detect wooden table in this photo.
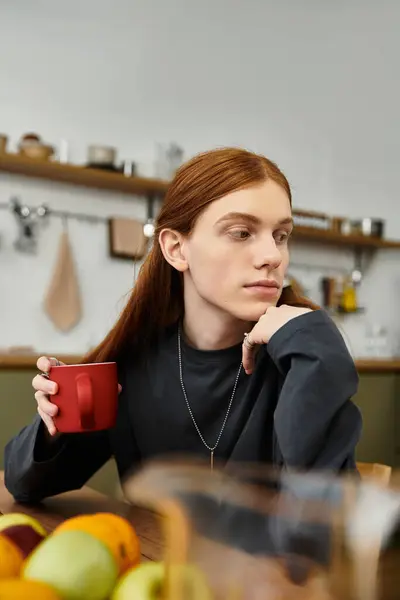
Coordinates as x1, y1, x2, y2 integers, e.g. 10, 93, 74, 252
0, 471, 163, 562
1, 472, 399, 598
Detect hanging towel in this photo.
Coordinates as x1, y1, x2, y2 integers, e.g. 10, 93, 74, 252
108, 217, 147, 260
43, 229, 83, 332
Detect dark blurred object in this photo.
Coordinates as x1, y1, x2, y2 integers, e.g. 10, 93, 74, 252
86, 163, 121, 172
85, 160, 137, 175
10, 197, 49, 254
351, 218, 385, 238
87, 144, 117, 170
340, 218, 385, 239
0, 134, 8, 153
321, 277, 337, 310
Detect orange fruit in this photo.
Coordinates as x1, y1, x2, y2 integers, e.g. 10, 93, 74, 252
0, 579, 61, 599
0, 535, 24, 579
54, 513, 140, 574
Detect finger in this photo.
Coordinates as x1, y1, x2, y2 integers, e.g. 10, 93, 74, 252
118, 384, 122, 394
36, 356, 64, 373
32, 374, 58, 395
242, 341, 256, 375
35, 391, 59, 417
38, 407, 57, 436
36, 356, 52, 373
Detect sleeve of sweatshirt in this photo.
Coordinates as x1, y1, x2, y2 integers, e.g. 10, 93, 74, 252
267, 309, 362, 470
4, 415, 112, 503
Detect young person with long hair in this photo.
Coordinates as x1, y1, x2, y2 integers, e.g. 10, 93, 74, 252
4, 147, 361, 504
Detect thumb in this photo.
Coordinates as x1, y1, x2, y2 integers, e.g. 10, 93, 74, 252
118, 384, 122, 394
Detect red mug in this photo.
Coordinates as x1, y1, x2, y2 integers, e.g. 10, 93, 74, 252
48, 362, 118, 433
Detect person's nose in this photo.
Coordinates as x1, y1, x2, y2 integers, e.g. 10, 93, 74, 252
253, 236, 282, 271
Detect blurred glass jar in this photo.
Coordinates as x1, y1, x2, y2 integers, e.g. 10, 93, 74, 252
123, 459, 400, 600
155, 143, 184, 179
364, 324, 391, 358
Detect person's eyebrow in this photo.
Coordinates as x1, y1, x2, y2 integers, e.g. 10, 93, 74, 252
277, 217, 294, 227
215, 212, 262, 226
215, 212, 293, 228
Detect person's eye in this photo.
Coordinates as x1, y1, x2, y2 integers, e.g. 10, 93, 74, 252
274, 230, 291, 244
228, 229, 251, 240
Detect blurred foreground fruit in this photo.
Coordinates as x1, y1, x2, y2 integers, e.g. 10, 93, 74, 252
0, 513, 47, 537
23, 530, 118, 600
54, 512, 140, 574
1, 524, 45, 557
112, 562, 165, 600
0, 514, 47, 558
0, 579, 62, 599
0, 535, 24, 579
112, 562, 213, 600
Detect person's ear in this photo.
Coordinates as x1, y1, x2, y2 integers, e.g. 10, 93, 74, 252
158, 229, 188, 272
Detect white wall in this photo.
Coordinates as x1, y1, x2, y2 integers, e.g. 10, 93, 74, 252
0, 0, 399, 357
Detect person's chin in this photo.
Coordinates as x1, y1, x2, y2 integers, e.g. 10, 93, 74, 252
232, 299, 279, 322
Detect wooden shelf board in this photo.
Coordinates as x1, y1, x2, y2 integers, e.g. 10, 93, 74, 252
0, 153, 170, 197
292, 225, 400, 249
354, 359, 400, 374
1, 152, 399, 248
0, 355, 83, 369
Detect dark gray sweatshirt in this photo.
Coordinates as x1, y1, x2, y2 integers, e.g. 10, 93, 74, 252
4, 310, 362, 505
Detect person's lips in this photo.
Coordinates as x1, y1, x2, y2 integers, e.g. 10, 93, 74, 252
244, 280, 280, 297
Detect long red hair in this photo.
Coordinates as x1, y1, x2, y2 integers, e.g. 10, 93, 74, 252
84, 147, 316, 364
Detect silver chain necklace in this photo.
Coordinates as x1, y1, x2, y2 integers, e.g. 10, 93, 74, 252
178, 324, 243, 470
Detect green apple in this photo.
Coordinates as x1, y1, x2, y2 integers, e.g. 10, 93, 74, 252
23, 530, 118, 600
112, 563, 165, 599
0, 512, 47, 537
112, 561, 213, 600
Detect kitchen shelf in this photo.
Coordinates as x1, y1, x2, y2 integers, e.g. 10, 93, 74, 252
0, 354, 83, 369
1, 152, 400, 249
355, 359, 400, 374
292, 225, 400, 249
0, 153, 169, 197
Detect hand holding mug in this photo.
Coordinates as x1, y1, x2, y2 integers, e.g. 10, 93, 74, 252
33, 356, 122, 435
